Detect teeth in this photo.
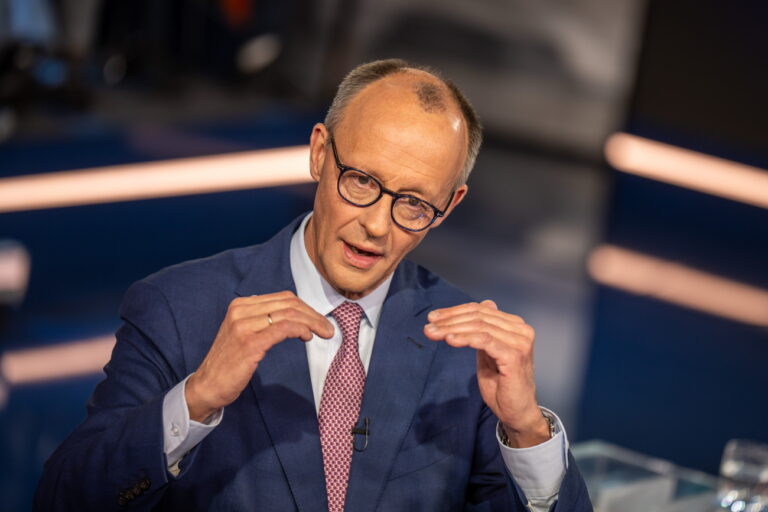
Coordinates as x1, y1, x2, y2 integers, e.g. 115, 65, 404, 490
350, 244, 375, 256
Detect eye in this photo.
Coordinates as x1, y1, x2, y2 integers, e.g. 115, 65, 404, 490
396, 197, 430, 220
346, 171, 377, 190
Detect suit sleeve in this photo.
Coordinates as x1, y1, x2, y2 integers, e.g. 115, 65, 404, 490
464, 404, 593, 511
33, 281, 196, 511
550, 451, 592, 511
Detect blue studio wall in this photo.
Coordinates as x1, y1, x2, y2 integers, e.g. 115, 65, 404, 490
0, 111, 319, 510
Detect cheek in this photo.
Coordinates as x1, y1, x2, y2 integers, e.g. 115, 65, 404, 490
314, 178, 342, 224
389, 231, 425, 262
314, 191, 356, 244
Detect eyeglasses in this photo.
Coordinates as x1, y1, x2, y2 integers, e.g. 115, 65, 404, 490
329, 136, 454, 232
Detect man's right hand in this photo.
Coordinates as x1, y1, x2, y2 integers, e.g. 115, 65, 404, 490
185, 291, 334, 422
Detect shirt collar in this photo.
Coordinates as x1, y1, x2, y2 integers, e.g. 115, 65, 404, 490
289, 212, 392, 328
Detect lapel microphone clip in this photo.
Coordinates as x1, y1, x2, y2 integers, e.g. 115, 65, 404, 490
351, 417, 370, 452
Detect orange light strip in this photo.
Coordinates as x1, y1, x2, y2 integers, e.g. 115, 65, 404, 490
0, 335, 116, 385
0, 244, 30, 296
604, 133, 768, 210
588, 244, 768, 327
0, 145, 312, 213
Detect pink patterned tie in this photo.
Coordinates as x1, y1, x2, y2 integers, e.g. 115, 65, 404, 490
318, 301, 366, 512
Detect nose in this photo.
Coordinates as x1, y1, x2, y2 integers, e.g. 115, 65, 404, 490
358, 194, 393, 239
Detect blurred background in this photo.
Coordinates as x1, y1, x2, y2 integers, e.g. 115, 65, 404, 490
1, 0, 767, 509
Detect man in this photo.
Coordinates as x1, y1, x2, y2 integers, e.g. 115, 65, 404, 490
35, 59, 591, 511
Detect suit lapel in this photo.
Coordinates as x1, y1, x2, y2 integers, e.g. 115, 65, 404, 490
344, 264, 437, 512
235, 216, 438, 512
236, 216, 329, 512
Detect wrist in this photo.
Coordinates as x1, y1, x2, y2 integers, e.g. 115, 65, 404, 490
185, 373, 218, 423
500, 411, 552, 448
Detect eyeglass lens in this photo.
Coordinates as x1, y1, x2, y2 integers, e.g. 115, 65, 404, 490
339, 169, 435, 230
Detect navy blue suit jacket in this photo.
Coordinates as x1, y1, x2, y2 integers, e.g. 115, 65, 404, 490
35, 215, 592, 511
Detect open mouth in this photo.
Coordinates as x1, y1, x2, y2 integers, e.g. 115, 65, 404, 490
347, 244, 380, 257
343, 241, 383, 269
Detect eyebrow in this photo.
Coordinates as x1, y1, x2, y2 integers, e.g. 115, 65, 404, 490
332, 138, 436, 202
371, 169, 433, 200
344, 159, 432, 200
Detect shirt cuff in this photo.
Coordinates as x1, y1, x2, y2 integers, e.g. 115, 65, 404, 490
162, 374, 223, 474
497, 407, 568, 500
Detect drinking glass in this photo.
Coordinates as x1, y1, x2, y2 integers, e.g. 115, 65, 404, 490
717, 439, 768, 512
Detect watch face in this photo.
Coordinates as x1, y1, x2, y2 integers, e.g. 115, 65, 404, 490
542, 412, 557, 438
497, 423, 509, 446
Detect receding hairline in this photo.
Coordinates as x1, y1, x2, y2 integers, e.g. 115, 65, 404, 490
331, 71, 467, 146
356, 68, 456, 114
331, 72, 469, 188
324, 59, 483, 187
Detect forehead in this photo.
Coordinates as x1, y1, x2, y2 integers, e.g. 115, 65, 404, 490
334, 73, 467, 197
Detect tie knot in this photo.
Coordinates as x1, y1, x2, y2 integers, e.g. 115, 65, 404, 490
331, 301, 364, 343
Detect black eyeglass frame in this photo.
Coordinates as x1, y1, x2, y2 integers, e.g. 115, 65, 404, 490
329, 136, 455, 233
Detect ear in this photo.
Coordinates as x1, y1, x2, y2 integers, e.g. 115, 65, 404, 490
431, 184, 468, 228
309, 123, 330, 183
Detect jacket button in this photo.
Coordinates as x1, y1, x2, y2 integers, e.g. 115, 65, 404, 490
140, 478, 151, 490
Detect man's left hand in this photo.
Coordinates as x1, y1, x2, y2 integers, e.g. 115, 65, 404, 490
424, 300, 551, 448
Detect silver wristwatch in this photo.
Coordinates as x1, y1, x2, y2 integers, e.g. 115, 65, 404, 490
498, 411, 556, 447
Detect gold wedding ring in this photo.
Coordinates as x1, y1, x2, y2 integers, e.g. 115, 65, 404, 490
267, 313, 273, 326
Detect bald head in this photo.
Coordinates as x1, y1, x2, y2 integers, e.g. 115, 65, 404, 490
323, 59, 482, 187
414, 81, 447, 113
332, 71, 468, 186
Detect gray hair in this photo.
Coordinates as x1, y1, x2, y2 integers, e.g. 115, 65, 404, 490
324, 59, 483, 188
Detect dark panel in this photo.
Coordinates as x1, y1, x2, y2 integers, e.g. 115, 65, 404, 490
628, 0, 768, 166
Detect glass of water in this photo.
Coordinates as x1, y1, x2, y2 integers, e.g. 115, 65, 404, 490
717, 439, 768, 512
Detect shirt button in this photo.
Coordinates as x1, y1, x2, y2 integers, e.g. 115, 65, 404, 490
171, 424, 180, 436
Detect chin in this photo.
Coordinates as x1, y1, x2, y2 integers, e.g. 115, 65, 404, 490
327, 270, 379, 298
335, 277, 374, 296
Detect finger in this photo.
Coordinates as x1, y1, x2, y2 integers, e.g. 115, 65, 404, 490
425, 322, 533, 358
427, 310, 531, 336
439, 331, 509, 361
232, 316, 315, 343
480, 299, 498, 310
229, 290, 298, 307
425, 320, 532, 347
428, 303, 524, 325
230, 292, 322, 317
427, 302, 479, 321
230, 296, 334, 338
261, 319, 317, 345
232, 303, 331, 338
268, 307, 335, 339
231, 295, 314, 316
446, 333, 531, 377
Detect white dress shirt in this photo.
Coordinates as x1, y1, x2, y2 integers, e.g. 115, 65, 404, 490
161, 212, 567, 510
